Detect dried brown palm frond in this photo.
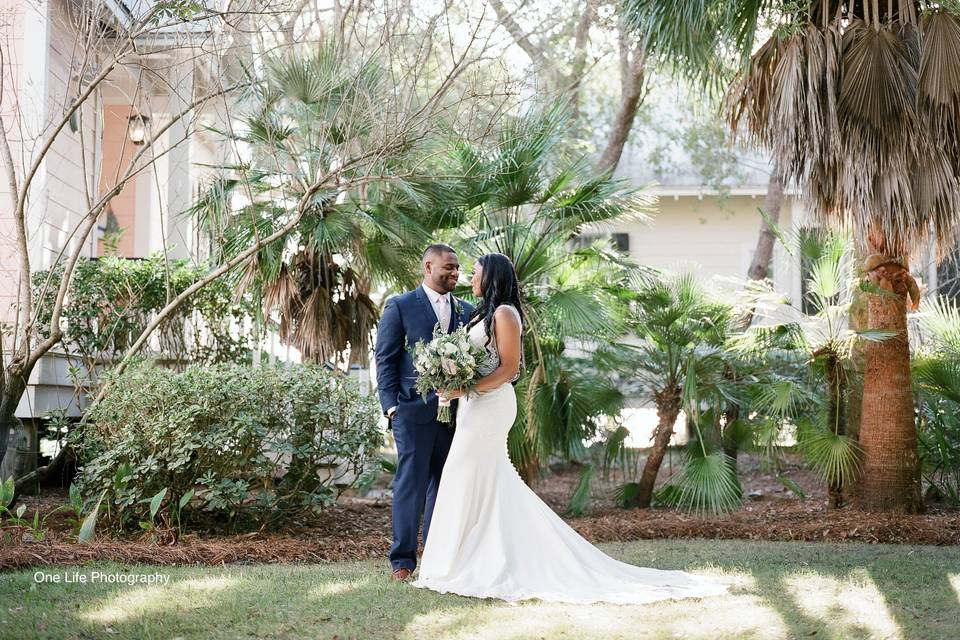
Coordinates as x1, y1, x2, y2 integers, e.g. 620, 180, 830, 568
273, 250, 379, 365
261, 263, 301, 340
920, 11, 960, 171
727, 5, 960, 258
294, 286, 336, 362
235, 254, 262, 300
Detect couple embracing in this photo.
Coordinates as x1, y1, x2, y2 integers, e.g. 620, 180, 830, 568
374, 243, 728, 604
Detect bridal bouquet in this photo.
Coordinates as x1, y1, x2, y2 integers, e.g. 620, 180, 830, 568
411, 325, 485, 423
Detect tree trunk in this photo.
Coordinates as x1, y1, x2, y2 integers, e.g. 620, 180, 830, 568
737, 163, 786, 331
0, 418, 36, 482
747, 165, 786, 282
724, 164, 787, 467
856, 256, 921, 512
595, 43, 646, 176
823, 353, 846, 508
846, 247, 869, 446
13, 441, 75, 501
722, 403, 740, 475
0, 370, 28, 474
632, 388, 681, 508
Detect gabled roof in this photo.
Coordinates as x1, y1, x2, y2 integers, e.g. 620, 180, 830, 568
100, 0, 220, 37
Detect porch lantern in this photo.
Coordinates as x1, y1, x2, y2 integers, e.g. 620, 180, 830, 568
128, 113, 149, 145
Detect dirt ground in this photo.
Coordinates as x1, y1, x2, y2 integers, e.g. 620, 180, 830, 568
2, 454, 958, 571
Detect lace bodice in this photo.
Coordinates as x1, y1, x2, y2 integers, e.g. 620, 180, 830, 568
468, 319, 499, 377
468, 305, 521, 378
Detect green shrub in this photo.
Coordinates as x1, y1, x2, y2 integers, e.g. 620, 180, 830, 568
75, 361, 384, 531
32, 254, 258, 371
914, 354, 960, 505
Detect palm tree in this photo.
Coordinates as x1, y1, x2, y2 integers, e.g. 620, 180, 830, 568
613, 272, 742, 511
192, 45, 461, 366
445, 105, 656, 481
732, 228, 896, 507
625, 0, 960, 512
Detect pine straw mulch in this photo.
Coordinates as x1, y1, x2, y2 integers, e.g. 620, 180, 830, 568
2, 456, 958, 572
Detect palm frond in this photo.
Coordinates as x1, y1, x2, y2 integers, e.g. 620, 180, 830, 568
795, 425, 863, 489
614, 481, 642, 508
565, 464, 595, 516
656, 448, 743, 515
914, 356, 960, 404
918, 295, 960, 353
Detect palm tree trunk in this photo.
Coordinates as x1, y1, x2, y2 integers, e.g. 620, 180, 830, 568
722, 403, 740, 475
632, 387, 681, 508
856, 257, 921, 512
823, 352, 846, 508
846, 255, 869, 446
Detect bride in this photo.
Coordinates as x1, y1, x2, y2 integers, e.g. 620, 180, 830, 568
410, 252, 729, 605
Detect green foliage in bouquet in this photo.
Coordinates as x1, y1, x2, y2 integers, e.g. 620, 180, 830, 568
410, 324, 486, 422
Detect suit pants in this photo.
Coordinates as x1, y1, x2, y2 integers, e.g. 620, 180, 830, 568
389, 414, 454, 571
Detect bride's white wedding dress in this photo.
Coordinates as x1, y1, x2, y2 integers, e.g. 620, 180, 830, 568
411, 305, 729, 605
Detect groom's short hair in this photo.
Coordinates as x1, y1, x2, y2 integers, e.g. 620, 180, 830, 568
422, 243, 456, 262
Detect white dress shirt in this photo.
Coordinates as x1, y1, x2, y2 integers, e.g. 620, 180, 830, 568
422, 283, 452, 332
388, 284, 453, 419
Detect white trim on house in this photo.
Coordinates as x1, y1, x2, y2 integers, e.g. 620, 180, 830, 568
650, 184, 802, 198
22, 0, 52, 269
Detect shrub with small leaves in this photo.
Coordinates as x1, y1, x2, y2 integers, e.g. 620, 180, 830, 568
74, 361, 384, 531
32, 254, 258, 374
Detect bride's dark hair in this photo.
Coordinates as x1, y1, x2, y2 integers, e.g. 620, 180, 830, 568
470, 253, 525, 379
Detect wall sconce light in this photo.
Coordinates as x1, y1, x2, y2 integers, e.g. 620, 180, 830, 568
128, 113, 149, 145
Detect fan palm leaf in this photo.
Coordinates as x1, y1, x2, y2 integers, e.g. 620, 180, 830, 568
440, 103, 654, 481
655, 447, 743, 515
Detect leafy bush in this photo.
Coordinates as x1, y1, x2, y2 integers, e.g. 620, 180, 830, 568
74, 361, 384, 531
915, 391, 960, 504
32, 254, 258, 372
913, 296, 960, 505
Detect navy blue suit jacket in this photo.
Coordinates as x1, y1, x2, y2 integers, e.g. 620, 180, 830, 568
375, 287, 474, 425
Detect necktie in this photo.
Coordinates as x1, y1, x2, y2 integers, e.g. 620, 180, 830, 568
437, 294, 451, 331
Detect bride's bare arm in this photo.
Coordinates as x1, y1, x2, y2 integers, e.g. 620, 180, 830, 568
472, 306, 522, 393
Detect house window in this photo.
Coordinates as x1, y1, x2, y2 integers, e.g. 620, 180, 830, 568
613, 233, 630, 252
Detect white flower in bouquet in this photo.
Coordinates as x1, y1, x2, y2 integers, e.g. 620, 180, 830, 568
409, 324, 487, 423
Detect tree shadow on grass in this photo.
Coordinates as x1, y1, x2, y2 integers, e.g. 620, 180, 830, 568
7, 540, 960, 640
865, 547, 960, 640
722, 541, 960, 640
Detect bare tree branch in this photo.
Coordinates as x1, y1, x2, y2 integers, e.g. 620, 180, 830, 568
595, 37, 646, 175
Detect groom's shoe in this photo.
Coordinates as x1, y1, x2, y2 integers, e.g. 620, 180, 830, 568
391, 568, 412, 582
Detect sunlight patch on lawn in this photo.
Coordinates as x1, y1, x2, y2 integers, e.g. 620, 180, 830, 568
716, 570, 757, 591
783, 569, 902, 640
401, 592, 789, 640
84, 574, 240, 624
309, 578, 370, 597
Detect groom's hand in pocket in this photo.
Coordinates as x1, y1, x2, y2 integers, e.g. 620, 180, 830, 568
386, 405, 397, 429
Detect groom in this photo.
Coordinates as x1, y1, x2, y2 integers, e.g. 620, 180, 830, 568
374, 243, 474, 581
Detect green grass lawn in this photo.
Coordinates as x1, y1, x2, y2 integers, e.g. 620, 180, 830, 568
3, 539, 958, 640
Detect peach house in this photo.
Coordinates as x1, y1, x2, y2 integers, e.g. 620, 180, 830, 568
0, 0, 238, 454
